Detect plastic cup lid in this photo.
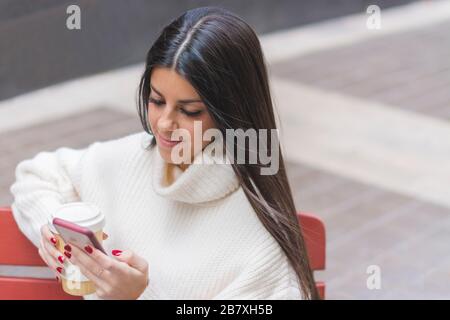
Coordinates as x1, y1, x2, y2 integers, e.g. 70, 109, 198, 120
48, 202, 105, 233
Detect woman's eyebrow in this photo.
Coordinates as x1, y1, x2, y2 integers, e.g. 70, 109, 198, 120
150, 84, 163, 96
150, 84, 203, 105
177, 98, 203, 105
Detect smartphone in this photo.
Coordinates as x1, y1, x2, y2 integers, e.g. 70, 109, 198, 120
53, 217, 107, 255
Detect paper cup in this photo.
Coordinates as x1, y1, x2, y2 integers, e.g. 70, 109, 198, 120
48, 202, 106, 296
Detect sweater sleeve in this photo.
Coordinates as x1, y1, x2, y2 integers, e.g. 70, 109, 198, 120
9, 146, 90, 248
212, 240, 304, 300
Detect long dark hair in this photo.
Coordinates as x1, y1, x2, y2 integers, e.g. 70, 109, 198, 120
137, 7, 319, 299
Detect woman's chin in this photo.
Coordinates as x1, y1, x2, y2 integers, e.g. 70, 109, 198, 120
157, 141, 193, 162
158, 147, 182, 165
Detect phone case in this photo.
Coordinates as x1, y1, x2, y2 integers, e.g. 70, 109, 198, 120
53, 217, 107, 255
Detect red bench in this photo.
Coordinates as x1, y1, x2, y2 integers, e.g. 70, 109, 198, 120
0, 206, 325, 299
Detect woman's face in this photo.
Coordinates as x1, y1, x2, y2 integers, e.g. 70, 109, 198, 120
147, 67, 216, 169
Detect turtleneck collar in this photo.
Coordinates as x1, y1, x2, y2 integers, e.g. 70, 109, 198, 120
143, 133, 240, 204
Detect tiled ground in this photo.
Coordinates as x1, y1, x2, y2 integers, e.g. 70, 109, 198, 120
271, 19, 450, 121
286, 162, 450, 299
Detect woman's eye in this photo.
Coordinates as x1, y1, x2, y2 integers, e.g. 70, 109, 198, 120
149, 97, 164, 106
181, 109, 203, 117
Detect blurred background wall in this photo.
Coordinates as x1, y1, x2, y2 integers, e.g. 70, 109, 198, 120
0, 0, 416, 101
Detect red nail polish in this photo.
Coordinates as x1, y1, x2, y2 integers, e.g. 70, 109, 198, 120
64, 244, 72, 252
50, 237, 57, 245
112, 250, 122, 256
58, 256, 65, 264
84, 246, 93, 254
56, 267, 63, 274
64, 251, 71, 259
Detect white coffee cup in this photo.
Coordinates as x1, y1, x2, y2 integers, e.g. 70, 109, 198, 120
48, 202, 106, 296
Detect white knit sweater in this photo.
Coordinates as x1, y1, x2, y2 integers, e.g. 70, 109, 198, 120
10, 131, 302, 300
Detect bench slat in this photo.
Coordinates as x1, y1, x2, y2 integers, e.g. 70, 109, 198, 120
0, 207, 46, 266
0, 277, 81, 300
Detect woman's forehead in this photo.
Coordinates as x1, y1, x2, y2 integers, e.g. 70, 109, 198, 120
150, 67, 200, 100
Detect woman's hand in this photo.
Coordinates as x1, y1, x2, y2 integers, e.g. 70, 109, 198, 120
65, 244, 149, 300
38, 224, 66, 281
37, 225, 111, 283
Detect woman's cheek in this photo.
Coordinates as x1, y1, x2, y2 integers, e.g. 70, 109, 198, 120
147, 110, 158, 132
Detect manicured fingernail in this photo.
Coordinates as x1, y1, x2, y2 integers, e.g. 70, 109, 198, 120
56, 267, 63, 274
58, 255, 65, 264
84, 246, 93, 254
50, 237, 57, 245
64, 251, 71, 259
64, 244, 72, 252
112, 250, 122, 256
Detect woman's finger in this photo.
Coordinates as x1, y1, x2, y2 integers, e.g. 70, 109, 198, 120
40, 224, 58, 246
42, 233, 66, 265
39, 237, 64, 276
68, 244, 109, 287
39, 236, 57, 266
40, 224, 66, 265
112, 250, 148, 274
70, 257, 109, 290
38, 244, 51, 267
85, 246, 117, 272
38, 245, 59, 279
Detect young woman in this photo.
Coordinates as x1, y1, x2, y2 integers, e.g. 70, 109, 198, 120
10, 7, 318, 300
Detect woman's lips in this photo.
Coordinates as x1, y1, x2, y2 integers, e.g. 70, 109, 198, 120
157, 133, 182, 148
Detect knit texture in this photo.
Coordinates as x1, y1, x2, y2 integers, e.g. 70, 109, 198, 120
10, 131, 302, 299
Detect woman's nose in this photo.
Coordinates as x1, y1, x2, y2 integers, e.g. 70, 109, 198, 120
157, 110, 178, 132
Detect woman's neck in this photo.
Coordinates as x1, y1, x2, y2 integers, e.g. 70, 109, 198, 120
164, 162, 189, 186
